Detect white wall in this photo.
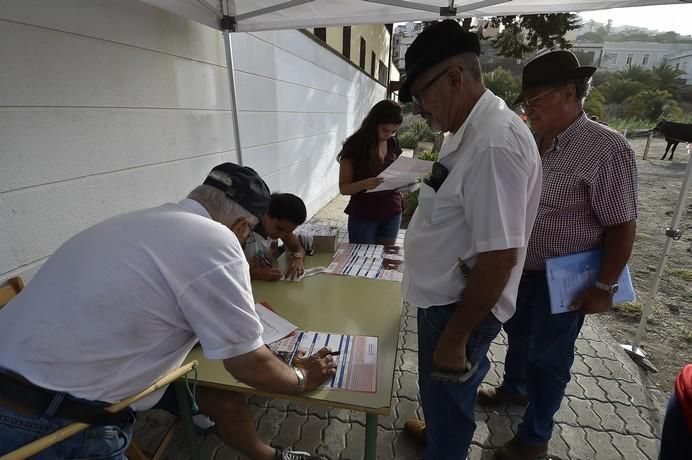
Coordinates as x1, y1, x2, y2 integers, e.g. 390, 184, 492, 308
0, 0, 385, 283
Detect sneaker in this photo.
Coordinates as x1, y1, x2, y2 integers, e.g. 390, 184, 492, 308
274, 447, 324, 460
492, 436, 548, 460
403, 418, 426, 445
477, 386, 528, 407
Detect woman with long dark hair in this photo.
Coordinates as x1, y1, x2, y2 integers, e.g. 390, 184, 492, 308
338, 100, 404, 245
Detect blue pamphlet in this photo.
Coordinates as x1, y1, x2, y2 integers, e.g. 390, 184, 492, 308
545, 249, 636, 315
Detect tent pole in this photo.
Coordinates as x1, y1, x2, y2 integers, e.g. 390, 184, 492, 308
222, 0, 244, 166
622, 154, 692, 359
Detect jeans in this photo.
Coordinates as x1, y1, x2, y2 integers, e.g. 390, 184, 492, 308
418, 304, 502, 459
0, 396, 133, 459
347, 214, 402, 244
659, 392, 692, 460
501, 271, 584, 445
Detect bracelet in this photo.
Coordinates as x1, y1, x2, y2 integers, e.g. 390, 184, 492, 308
292, 366, 306, 393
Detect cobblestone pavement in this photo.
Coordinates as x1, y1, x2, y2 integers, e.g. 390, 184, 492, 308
133, 195, 667, 459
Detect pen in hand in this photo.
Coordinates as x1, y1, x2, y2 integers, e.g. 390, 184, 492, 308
329, 351, 341, 356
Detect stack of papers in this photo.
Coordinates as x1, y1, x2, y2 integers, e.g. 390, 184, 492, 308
325, 243, 405, 281
546, 249, 636, 315
366, 156, 434, 193
255, 303, 298, 344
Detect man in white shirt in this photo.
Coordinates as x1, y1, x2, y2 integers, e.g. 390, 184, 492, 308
0, 163, 335, 460
397, 20, 542, 458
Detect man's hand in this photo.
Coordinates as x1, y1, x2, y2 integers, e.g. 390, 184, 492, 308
433, 331, 468, 372
570, 286, 612, 314
285, 258, 305, 280
292, 347, 337, 391
359, 177, 384, 191
249, 257, 282, 281
229, 217, 252, 243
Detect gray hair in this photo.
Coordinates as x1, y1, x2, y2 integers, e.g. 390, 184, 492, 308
554, 77, 592, 103
458, 53, 483, 82
187, 185, 258, 228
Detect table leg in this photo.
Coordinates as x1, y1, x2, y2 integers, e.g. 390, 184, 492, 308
174, 381, 200, 460
364, 413, 378, 460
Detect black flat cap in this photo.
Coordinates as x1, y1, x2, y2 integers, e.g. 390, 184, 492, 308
203, 163, 271, 220
515, 50, 597, 104
399, 20, 480, 103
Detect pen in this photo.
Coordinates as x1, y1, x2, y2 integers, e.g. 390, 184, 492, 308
329, 351, 341, 356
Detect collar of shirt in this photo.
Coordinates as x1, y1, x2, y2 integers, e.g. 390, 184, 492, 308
177, 198, 211, 219
438, 89, 492, 160
545, 112, 589, 154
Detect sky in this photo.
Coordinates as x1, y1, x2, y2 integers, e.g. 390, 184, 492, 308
578, 4, 692, 36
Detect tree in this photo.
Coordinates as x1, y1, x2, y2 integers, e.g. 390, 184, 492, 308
652, 63, 687, 96
617, 64, 658, 87
484, 68, 521, 106
584, 87, 605, 119
622, 90, 682, 121
483, 14, 580, 59
599, 79, 647, 104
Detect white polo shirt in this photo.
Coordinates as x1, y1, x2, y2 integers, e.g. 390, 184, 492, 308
0, 199, 262, 410
402, 90, 541, 322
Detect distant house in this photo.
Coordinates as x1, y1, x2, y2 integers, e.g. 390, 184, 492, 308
571, 41, 692, 72
664, 49, 692, 84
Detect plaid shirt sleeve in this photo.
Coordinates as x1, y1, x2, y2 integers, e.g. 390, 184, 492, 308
590, 141, 639, 227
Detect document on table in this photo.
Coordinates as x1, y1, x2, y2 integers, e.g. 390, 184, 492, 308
268, 331, 378, 393
324, 243, 405, 282
366, 156, 434, 193
546, 249, 636, 315
255, 303, 298, 344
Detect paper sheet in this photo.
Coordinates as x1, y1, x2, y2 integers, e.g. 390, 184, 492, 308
268, 331, 378, 393
366, 156, 434, 193
546, 249, 636, 315
324, 243, 405, 282
255, 303, 298, 344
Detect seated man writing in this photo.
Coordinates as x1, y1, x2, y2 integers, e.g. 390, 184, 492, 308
242, 193, 308, 281
0, 163, 335, 460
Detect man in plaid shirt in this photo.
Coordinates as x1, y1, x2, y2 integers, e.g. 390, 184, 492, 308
484, 51, 639, 460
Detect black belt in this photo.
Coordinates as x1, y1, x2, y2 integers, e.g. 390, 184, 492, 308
0, 371, 134, 426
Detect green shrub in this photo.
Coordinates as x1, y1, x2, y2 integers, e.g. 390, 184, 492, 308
407, 119, 436, 142
622, 89, 682, 121
584, 87, 605, 119
398, 132, 418, 149
599, 79, 647, 104
416, 150, 438, 161
485, 68, 520, 106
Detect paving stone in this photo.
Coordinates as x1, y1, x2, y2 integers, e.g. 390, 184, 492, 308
198, 434, 225, 460
570, 355, 592, 376
602, 358, 637, 383
583, 356, 613, 378
395, 398, 421, 425
341, 422, 365, 460
635, 434, 660, 459
566, 397, 601, 429
574, 337, 598, 357
548, 424, 571, 460
620, 380, 659, 409
377, 399, 399, 430
612, 431, 647, 459
397, 370, 419, 401
317, 419, 350, 459
392, 429, 422, 459
272, 411, 304, 448
590, 399, 626, 432
399, 349, 418, 373
256, 407, 286, 442
472, 412, 492, 448
485, 410, 515, 446
585, 430, 622, 459
403, 316, 417, 334
564, 378, 585, 399
554, 401, 578, 425
266, 397, 293, 411
589, 340, 620, 361
401, 331, 418, 351
294, 415, 329, 453
330, 408, 356, 423
560, 424, 596, 459
376, 428, 398, 459
306, 404, 332, 419
482, 366, 502, 389
574, 374, 607, 401
247, 396, 270, 408
597, 377, 631, 405
488, 340, 507, 363
213, 445, 243, 460
613, 403, 656, 437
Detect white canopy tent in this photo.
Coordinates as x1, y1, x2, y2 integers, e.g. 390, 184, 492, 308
140, 0, 690, 363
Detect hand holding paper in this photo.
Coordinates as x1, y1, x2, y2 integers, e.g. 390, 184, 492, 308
366, 156, 434, 193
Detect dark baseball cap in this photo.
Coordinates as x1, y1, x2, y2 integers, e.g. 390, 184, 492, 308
399, 20, 481, 103
203, 163, 270, 220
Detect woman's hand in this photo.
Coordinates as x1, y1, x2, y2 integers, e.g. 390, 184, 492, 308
359, 176, 384, 191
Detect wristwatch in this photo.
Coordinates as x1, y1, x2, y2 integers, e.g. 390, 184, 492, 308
291, 252, 304, 260
292, 366, 306, 393
594, 280, 619, 295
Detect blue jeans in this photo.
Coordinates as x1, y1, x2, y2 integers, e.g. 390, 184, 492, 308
501, 271, 584, 445
418, 305, 502, 459
659, 392, 692, 460
0, 396, 133, 459
347, 214, 401, 244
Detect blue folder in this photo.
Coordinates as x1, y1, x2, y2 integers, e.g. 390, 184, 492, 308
545, 248, 636, 315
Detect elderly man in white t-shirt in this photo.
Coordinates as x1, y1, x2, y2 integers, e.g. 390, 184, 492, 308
0, 163, 335, 460
397, 20, 542, 458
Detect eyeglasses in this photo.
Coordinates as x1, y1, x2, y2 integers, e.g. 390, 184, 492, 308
411, 66, 462, 106
518, 88, 555, 113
